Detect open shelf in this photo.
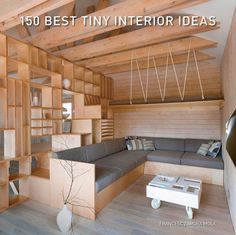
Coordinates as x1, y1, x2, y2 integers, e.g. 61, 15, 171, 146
0, 31, 114, 212
9, 195, 28, 207
9, 173, 28, 182
31, 168, 49, 179
31, 142, 52, 154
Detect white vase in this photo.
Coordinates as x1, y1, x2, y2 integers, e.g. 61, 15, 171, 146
63, 78, 71, 90
32, 91, 38, 106
56, 204, 72, 232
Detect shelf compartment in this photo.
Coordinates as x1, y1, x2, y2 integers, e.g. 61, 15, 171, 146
31, 142, 51, 154
31, 108, 42, 119
29, 47, 39, 67
52, 88, 62, 108
15, 80, 23, 106
8, 58, 29, 81
47, 55, 61, 74
0, 56, 7, 79
9, 195, 28, 207
93, 74, 101, 86
0, 34, 6, 57
0, 89, 7, 128
74, 79, 84, 93
43, 127, 53, 136
84, 83, 93, 95
53, 120, 62, 135
31, 168, 49, 179
7, 78, 15, 106
84, 70, 93, 83
8, 38, 29, 63
52, 109, 62, 119
74, 65, 84, 80
31, 120, 42, 128
9, 173, 28, 182
31, 128, 43, 137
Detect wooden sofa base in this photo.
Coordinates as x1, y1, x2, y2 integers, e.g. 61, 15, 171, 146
96, 163, 144, 213
144, 161, 223, 186
24, 160, 223, 221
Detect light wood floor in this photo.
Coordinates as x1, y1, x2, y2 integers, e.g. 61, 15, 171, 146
0, 175, 234, 235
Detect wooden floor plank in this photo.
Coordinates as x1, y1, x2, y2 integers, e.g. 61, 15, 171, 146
0, 175, 234, 235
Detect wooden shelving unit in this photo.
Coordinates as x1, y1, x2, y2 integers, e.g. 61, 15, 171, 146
0, 32, 114, 212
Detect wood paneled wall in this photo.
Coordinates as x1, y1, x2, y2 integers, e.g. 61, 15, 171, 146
221, 10, 236, 232
112, 62, 222, 103
113, 101, 222, 140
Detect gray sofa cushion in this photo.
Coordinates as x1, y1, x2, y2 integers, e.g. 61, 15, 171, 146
107, 150, 149, 166
104, 139, 121, 156
181, 152, 224, 169
55, 146, 88, 162
154, 138, 185, 152
95, 166, 122, 192
86, 143, 106, 162
147, 150, 184, 164
94, 157, 137, 175
185, 139, 210, 153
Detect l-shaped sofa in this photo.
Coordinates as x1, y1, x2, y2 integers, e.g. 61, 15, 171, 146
55, 137, 223, 196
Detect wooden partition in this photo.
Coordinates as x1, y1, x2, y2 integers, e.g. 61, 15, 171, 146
50, 159, 96, 220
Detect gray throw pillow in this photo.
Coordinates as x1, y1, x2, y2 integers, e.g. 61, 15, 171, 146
208, 141, 222, 158
197, 143, 211, 156
142, 139, 155, 151
126, 138, 143, 150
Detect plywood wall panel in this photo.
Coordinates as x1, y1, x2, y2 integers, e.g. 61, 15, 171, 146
114, 108, 222, 140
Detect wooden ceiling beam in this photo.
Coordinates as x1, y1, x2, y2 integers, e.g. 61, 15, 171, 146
75, 36, 217, 68
55, 16, 218, 61
0, 0, 47, 23
0, 0, 75, 31
24, 0, 207, 49
83, 0, 110, 43
94, 51, 215, 75
55, 2, 76, 49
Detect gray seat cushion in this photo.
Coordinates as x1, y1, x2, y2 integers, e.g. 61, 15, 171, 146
103, 139, 121, 156
86, 143, 106, 162
154, 138, 185, 152
185, 139, 211, 152
147, 150, 184, 164
94, 157, 137, 175
181, 152, 224, 169
55, 146, 88, 162
95, 166, 122, 193
107, 150, 149, 165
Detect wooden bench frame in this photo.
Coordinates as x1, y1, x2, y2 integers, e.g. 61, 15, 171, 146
21, 159, 223, 220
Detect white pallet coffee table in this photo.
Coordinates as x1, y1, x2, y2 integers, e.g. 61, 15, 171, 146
146, 175, 202, 219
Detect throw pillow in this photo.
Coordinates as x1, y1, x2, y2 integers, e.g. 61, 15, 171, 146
142, 139, 155, 151
126, 140, 133, 150
197, 143, 211, 156
125, 138, 143, 150
208, 141, 222, 158
130, 139, 143, 150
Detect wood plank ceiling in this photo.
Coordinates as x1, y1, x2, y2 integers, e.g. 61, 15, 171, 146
0, 0, 222, 103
